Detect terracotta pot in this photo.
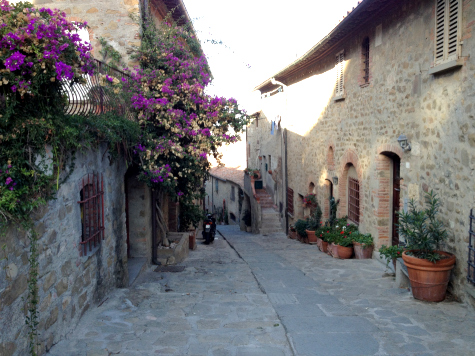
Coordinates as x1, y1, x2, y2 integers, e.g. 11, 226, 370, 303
330, 243, 339, 258
321, 240, 329, 253
353, 242, 373, 259
402, 250, 456, 302
316, 236, 322, 250
268, 170, 272, 174
306, 230, 317, 243
189, 230, 196, 250
336, 244, 353, 259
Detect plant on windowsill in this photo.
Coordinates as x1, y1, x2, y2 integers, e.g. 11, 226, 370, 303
302, 193, 317, 208
245, 167, 261, 179
352, 233, 374, 259
398, 190, 455, 302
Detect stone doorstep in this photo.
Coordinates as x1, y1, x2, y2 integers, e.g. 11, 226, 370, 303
156, 232, 189, 265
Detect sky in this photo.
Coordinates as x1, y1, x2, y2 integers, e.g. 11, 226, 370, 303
185, 0, 359, 112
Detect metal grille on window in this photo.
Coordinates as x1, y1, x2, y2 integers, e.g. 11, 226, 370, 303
435, 0, 460, 65
287, 187, 294, 216
348, 177, 360, 224
468, 209, 475, 285
362, 37, 370, 84
335, 52, 344, 96
78, 173, 104, 256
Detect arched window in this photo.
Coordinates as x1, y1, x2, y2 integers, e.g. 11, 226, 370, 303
362, 37, 370, 84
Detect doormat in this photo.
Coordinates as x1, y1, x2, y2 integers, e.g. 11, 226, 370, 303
154, 266, 185, 272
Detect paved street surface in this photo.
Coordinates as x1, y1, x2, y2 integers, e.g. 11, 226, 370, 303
48, 225, 475, 356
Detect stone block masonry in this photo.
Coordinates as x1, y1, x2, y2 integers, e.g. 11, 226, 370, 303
0, 143, 128, 356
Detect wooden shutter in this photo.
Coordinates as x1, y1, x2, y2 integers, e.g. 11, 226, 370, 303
447, 0, 460, 61
435, 0, 460, 65
287, 187, 294, 216
335, 52, 344, 96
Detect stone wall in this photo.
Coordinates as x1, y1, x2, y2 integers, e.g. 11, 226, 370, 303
0, 143, 128, 355
253, 0, 475, 304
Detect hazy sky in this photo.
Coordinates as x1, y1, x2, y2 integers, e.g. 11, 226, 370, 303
185, 0, 359, 113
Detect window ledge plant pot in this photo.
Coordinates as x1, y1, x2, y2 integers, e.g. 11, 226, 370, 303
402, 250, 456, 302
354, 242, 373, 259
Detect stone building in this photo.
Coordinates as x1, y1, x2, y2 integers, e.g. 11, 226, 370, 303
0, 1, 199, 355
205, 166, 245, 226
249, 0, 475, 306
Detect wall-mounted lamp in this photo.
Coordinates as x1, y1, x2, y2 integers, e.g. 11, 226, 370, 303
397, 134, 412, 152
332, 176, 339, 185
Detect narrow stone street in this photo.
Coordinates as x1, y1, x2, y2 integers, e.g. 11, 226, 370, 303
48, 226, 474, 356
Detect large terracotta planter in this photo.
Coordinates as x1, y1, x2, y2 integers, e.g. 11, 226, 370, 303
306, 230, 317, 243
354, 242, 373, 259
402, 250, 456, 302
336, 244, 353, 259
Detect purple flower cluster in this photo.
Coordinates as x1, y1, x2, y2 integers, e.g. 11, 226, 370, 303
4, 51, 25, 71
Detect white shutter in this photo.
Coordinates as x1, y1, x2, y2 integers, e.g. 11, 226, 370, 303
435, 0, 446, 64
447, 0, 460, 61
335, 52, 344, 97
434, 0, 460, 65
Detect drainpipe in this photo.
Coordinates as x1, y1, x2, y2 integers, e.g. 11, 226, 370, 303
271, 78, 289, 234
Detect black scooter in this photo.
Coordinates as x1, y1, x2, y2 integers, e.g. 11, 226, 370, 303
202, 213, 216, 244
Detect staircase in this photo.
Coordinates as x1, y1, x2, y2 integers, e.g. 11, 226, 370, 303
255, 189, 283, 235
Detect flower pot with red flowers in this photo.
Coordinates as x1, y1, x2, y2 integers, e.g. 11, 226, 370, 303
303, 193, 317, 209
398, 191, 455, 302
334, 235, 353, 259
289, 225, 297, 239
352, 233, 374, 259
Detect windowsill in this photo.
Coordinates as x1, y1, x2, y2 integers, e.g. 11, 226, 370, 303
333, 95, 346, 102
360, 83, 370, 88
428, 58, 463, 75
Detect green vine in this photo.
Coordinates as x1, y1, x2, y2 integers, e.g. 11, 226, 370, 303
98, 37, 125, 70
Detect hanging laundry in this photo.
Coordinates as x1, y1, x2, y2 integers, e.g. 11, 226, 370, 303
271, 120, 275, 135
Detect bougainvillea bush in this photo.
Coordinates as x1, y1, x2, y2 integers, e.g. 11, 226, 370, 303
0, 0, 97, 220
117, 15, 250, 227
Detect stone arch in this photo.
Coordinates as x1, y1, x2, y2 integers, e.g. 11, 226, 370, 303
66, 16, 95, 55
338, 149, 364, 223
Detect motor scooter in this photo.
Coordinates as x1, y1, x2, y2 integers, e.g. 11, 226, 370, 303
202, 213, 216, 244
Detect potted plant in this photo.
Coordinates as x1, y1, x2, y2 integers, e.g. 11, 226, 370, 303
303, 193, 317, 208
305, 204, 322, 244
294, 219, 308, 243
289, 224, 297, 239
379, 244, 405, 268
334, 232, 353, 259
398, 190, 455, 302
318, 229, 331, 253
352, 233, 374, 259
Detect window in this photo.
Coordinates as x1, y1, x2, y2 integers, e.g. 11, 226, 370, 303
434, 0, 461, 65
335, 51, 345, 97
287, 187, 294, 216
348, 177, 360, 224
362, 37, 370, 84
78, 173, 104, 256
231, 186, 235, 201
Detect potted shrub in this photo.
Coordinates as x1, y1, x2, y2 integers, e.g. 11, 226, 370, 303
305, 204, 322, 244
294, 219, 308, 243
352, 233, 374, 259
398, 190, 456, 302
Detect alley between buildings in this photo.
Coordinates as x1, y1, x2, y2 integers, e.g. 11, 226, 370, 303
47, 226, 474, 356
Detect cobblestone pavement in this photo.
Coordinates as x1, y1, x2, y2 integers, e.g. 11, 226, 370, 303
48, 226, 475, 356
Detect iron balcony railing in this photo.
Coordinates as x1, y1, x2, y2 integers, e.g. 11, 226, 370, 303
61, 59, 133, 120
